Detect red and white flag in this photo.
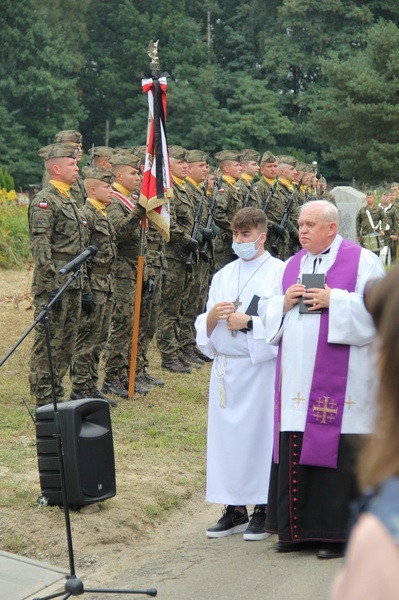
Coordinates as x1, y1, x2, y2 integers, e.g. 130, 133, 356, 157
139, 75, 172, 241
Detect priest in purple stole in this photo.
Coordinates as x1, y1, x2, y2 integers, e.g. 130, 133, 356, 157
259, 200, 385, 559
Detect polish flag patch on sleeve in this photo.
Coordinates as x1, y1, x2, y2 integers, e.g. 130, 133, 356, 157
39, 201, 48, 209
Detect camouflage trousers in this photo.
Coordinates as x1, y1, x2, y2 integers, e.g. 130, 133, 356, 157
136, 265, 162, 375
180, 257, 210, 352
29, 289, 82, 404
70, 290, 114, 390
265, 232, 289, 261
104, 276, 136, 380
157, 258, 187, 360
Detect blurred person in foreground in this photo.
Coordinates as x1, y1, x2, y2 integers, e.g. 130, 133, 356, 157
329, 268, 399, 598
258, 200, 385, 559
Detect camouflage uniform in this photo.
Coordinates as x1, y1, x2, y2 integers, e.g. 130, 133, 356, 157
70, 168, 117, 394
356, 204, 387, 253
380, 202, 399, 262
236, 175, 262, 210
278, 178, 300, 259
255, 176, 290, 260
180, 176, 211, 357
103, 185, 146, 382
157, 176, 197, 364
213, 181, 243, 271
29, 145, 87, 405
136, 226, 166, 375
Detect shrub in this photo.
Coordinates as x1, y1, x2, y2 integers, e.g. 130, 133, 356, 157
0, 191, 30, 268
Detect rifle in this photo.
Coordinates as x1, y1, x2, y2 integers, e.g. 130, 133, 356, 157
271, 169, 307, 257
200, 173, 223, 256
242, 178, 254, 208
185, 176, 209, 272
263, 176, 279, 214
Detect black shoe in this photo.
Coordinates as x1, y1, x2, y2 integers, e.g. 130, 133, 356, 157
119, 375, 129, 390
91, 387, 117, 407
102, 378, 128, 398
179, 355, 201, 370
182, 349, 205, 366
143, 371, 165, 387
206, 506, 249, 538
162, 359, 191, 374
243, 506, 270, 541
134, 376, 150, 395
316, 543, 344, 560
69, 389, 93, 401
274, 540, 315, 553
194, 346, 213, 362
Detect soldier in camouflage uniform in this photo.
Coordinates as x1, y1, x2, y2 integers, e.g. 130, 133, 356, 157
213, 151, 244, 271
236, 149, 262, 209
102, 153, 148, 397
276, 155, 300, 258
317, 176, 337, 205
89, 146, 115, 170
157, 146, 199, 373
356, 191, 387, 254
180, 149, 215, 366
294, 162, 311, 206
41, 130, 86, 208
29, 143, 88, 408
133, 145, 166, 388
69, 166, 117, 405
255, 151, 289, 260
380, 189, 399, 262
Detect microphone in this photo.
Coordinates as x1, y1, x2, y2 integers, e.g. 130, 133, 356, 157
59, 245, 98, 275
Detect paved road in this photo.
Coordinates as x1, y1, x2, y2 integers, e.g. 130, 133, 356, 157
84, 497, 341, 600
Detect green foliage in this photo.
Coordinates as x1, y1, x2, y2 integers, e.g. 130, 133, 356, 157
310, 19, 399, 182
2, 0, 399, 185
0, 167, 15, 191
0, 200, 30, 268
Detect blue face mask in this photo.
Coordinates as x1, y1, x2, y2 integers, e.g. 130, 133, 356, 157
232, 234, 261, 260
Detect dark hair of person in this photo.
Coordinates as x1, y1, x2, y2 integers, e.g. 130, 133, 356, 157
358, 266, 399, 488
231, 207, 267, 233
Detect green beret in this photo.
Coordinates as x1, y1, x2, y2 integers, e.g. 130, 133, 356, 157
38, 143, 79, 161
90, 146, 115, 159
109, 153, 141, 169
82, 166, 114, 184
260, 151, 277, 165
277, 155, 297, 167
366, 189, 375, 196
168, 145, 189, 160
214, 150, 241, 163
55, 130, 83, 144
318, 176, 327, 184
240, 149, 260, 163
187, 149, 209, 163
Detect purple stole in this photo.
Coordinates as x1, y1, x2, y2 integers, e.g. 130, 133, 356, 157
274, 239, 362, 469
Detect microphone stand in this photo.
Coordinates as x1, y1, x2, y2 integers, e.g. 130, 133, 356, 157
0, 266, 157, 599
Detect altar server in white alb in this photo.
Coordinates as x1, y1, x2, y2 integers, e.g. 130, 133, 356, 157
195, 207, 284, 541
258, 200, 385, 560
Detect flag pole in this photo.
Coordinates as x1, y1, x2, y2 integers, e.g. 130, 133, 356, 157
127, 42, 161, 399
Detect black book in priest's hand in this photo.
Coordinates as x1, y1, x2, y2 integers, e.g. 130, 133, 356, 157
299, 273, 325, 314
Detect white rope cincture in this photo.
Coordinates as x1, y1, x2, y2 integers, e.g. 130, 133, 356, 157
213, 353, 247, 407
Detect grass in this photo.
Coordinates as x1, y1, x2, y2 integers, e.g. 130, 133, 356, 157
0, 267, 210, 568
0, 201, 31, 268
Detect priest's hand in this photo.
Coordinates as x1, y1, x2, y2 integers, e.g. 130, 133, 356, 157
206, 301, 235, 337
284, 283, 306, 313
303, 284, 331, 311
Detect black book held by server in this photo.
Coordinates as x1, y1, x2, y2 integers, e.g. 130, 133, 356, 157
36, 399, 116, 507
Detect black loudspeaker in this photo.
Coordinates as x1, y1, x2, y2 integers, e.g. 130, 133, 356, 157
36, 399, 116, 507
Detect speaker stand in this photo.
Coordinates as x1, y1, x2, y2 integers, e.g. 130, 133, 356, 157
1, 271, 157, 598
